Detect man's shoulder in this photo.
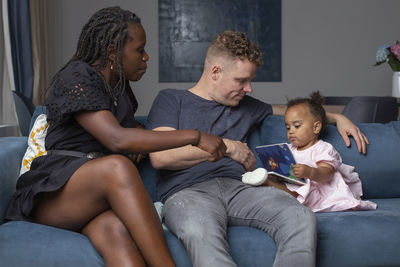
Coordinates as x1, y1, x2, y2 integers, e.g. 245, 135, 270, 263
242, 95, 268, 105
158, 88, 187, 96
240, 95, 271, 110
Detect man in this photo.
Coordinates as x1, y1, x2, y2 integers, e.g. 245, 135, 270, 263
147, 31, 368, 267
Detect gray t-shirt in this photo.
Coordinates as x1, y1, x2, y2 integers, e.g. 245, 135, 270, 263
146, 89, 272, 202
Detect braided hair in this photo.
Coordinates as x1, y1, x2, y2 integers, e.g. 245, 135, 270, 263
43, 6, 140, 104
72, 6, 141, 102
287, 91, 327, 137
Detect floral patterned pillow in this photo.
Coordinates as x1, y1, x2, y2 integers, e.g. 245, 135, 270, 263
20, 113, 48, 175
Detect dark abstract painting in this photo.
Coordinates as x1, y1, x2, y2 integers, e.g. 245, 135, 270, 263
159, 0, 281, 82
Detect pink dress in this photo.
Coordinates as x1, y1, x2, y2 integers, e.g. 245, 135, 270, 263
286, 140, 377, 212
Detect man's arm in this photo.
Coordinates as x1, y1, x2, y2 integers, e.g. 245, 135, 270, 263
325, 111, 369, 154
272, 105, 369, 154
149, 127, 212, 170
150, 127, 257, 171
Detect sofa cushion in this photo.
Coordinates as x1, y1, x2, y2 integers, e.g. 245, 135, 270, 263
254, 115, 400, 199
316, 198, 400, 267
0, 221, 278, 267
0, 221, 104, 267
0, 137, 28, 222
29, 106, 47, 131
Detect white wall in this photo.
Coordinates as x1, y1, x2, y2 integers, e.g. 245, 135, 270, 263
48, 0, 400, 115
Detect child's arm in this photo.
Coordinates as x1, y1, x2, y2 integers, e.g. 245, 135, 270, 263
292, 162, 335, 183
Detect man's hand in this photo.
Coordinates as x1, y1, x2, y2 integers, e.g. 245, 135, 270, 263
224, 139, 255, 171
327, 112, 369, 154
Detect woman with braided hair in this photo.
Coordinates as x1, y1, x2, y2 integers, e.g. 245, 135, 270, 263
6, 6, 226, 267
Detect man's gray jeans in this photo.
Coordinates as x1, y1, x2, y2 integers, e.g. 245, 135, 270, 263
163, 178, 317, 267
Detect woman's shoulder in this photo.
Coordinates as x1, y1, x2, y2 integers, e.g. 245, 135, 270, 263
52, 60, 105, 94
58, 60, 100, 80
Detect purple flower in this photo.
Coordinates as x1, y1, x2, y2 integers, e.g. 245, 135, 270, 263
390, 44, 400, 61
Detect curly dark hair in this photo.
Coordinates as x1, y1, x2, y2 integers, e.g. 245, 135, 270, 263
287, 91, 327, 136
207, 30, 264, 66
44, 6, 141, 104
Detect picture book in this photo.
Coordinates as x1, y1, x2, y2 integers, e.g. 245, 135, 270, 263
255, 143, 306, 186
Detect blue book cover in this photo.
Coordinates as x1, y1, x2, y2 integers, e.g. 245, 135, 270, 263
255, 143, 306, 185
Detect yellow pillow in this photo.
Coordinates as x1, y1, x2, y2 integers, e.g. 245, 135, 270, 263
20, 114, 49, 175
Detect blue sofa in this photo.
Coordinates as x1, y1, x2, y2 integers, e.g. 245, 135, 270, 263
1, 107, 400, 267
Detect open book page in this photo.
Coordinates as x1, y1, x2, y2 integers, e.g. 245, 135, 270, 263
255, 143, 306, 186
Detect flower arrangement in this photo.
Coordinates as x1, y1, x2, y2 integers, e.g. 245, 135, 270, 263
375, 41, 400, 72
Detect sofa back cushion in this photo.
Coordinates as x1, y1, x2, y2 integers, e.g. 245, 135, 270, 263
249, 115, 400, 199
26, 108, 400, 200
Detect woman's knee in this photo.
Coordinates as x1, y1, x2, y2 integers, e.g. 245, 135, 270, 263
96, 154, 141, 188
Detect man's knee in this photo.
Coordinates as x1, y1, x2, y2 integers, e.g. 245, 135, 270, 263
280, 204, 317, 240
164, 203, 225, 244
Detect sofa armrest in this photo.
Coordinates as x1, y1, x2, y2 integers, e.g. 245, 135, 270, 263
0, 137, 28, 222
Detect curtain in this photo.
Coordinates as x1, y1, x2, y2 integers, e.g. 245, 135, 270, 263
7, 0, 34, 101
0, 0, 17, 130
30, 0, 50, 106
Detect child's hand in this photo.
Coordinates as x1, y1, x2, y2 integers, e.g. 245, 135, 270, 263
292, 164, 312, 179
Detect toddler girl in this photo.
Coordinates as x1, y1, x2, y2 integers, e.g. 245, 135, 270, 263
243, 92, 377, 212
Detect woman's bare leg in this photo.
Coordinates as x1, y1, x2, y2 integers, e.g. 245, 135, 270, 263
82, 210, 146, 267
32, 155, 175, 267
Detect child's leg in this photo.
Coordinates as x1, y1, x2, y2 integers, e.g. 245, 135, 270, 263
266, 180, 299, 198
242, 168, 299, 198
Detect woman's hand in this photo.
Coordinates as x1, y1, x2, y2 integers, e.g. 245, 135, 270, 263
196, 131, 227, 162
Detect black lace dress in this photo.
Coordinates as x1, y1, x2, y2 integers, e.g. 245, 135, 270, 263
6, 61, 139, 221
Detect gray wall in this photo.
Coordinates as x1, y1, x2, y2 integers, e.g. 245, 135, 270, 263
48, 0, 400, 115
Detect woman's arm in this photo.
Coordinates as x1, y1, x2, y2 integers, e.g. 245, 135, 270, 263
74, 110, 226, 161
149, 127, 212, 170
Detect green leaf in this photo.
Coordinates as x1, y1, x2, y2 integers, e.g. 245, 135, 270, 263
374, 61, 386, 66
388, 53, 400, 72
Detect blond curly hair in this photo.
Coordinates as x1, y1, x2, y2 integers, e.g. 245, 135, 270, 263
206, 30, 264, 67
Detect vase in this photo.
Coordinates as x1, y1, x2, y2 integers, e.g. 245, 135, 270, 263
392, 72, 400, 98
